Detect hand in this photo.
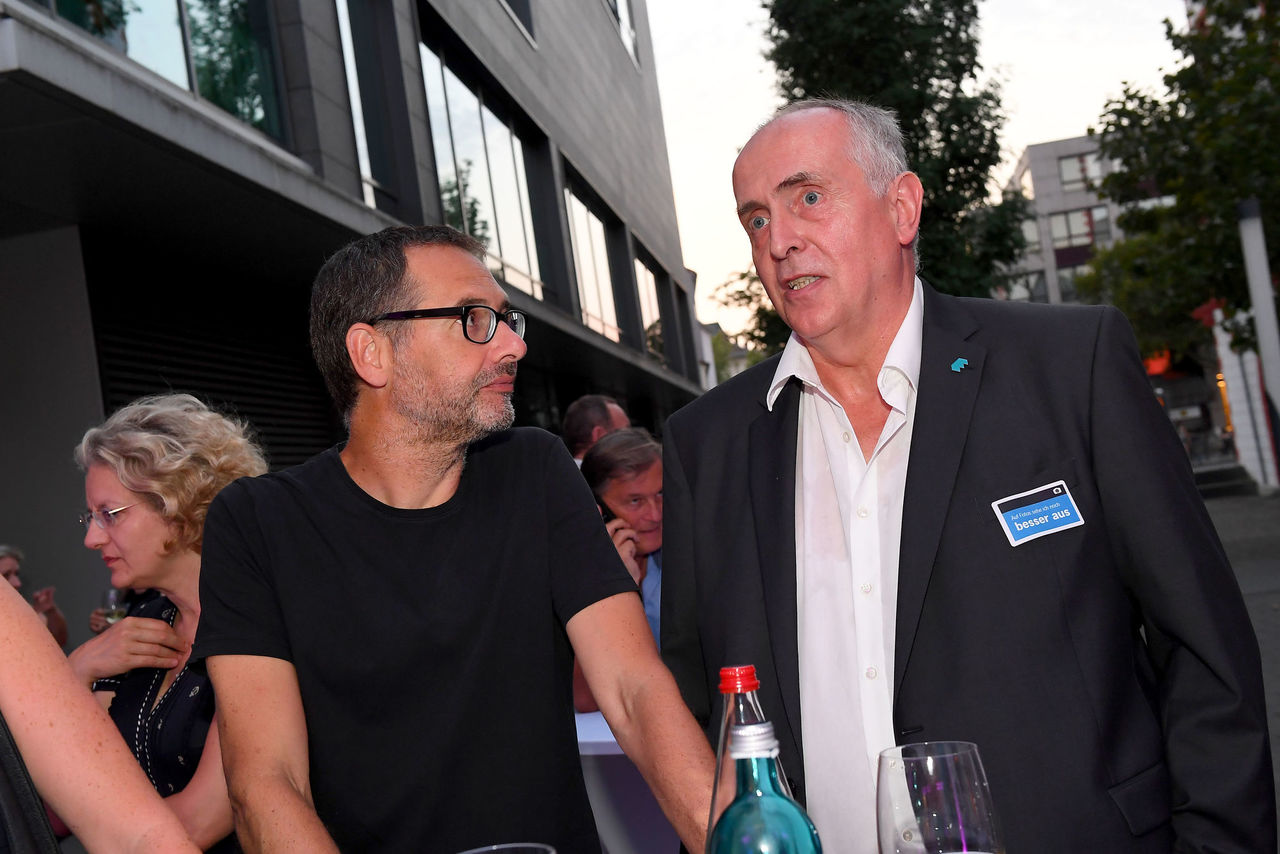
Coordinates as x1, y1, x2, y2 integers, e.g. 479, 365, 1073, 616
88, 608, 109, 634
68, 617, 188, 686
30, 587, 58, 616
606, 518, 643, 584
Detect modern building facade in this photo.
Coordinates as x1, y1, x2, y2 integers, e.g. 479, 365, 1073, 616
0, 0, 705, 646
999, 135, 1127, 305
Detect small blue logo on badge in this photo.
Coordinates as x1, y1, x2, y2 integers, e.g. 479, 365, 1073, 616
950, 358, 969, 372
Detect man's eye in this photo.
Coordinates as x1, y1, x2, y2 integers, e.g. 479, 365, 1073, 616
802, 191, 820, 205
748, 215, 768, 231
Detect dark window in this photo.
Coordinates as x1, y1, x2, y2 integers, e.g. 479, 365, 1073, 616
501, 0, 534, 37
634, 258, 665, 364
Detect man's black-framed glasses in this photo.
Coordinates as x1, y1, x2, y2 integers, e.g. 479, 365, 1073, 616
370, 305, 528, 344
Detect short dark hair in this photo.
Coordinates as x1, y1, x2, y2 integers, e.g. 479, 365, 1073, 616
562, 394, 623, 456
309, 225, 486, 423
581, 427, 660, 497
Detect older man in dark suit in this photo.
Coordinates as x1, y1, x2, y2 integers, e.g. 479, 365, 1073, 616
661, 98, 1274, 853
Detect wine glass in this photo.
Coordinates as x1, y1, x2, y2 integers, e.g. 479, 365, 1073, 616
877, 741, 1003, 854
454, 845, 555, 854
101, 588, 128, 624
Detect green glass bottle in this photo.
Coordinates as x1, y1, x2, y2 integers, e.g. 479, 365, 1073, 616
708, 722, 822, 854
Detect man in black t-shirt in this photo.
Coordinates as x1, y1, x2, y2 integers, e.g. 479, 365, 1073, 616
194, 226, 714, 854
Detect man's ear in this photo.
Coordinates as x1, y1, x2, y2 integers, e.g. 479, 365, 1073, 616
345, 323, 392, 390
589, 424, 608, 445
890, 171, 924, 247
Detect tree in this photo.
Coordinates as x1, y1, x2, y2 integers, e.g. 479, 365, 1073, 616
713, 269, 792, 355
1081, 0, 1279, 357
716, 0, 1026, 347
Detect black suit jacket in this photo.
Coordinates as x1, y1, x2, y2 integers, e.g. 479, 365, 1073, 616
662, 286, 1275, 853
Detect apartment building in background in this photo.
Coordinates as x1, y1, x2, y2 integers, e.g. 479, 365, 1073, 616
0, 0, 706, 646
999, 135, 1128, 304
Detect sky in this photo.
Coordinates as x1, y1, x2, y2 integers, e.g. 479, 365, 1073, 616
646, 0, 1189, 332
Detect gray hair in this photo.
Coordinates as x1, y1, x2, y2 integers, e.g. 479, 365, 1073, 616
772, 98, 910, 196
0, 545, 23, 564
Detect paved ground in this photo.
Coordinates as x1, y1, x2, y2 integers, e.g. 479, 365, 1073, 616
1204, 490, 1280, 827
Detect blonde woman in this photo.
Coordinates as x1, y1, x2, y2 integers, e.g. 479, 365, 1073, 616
67, 395, 266, 852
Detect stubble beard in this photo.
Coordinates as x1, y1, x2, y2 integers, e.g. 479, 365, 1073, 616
392, 361, 516, 447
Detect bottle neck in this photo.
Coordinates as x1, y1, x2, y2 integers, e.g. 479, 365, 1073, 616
729, 690, 768, 727
736, 754, 785, 796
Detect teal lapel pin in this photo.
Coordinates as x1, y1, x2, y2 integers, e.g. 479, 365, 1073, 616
950, 357, 969, 372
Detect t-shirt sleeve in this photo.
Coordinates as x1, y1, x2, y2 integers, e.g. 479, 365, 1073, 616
193, 479, 293, 664
539, 435, 639, 625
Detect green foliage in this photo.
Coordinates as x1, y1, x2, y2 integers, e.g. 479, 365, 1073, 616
717, 0, 1026, 348
714, 269, 792, 356
1084, 0, 1279, 355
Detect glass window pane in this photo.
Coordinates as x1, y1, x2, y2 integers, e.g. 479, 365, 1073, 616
566, 190, 619, 341
442, 67, 496, 249
1083, 153, 1102, 184
1058, 155, 1084, 190
421, 46, 462, 232
483, 106, 530, 278
184, 0, 284, 138
588, 214, 619, 342
1020, 219, 1040, 252
567, 192, 601, 332
1091, 205, 1111, 244
1067, 210, 1089, 244
1050, 213, 1069, 248
635, 259, 664, 362
511, 135, 541, 285
126, 1, 189, 88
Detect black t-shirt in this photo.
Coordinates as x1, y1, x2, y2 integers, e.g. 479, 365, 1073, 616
194, 428, 637, 853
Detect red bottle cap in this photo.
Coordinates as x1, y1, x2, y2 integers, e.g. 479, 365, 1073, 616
719, 665, 759, 693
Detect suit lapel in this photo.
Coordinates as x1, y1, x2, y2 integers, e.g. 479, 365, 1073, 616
749, 378, 803, 756
895, 288, 985, 694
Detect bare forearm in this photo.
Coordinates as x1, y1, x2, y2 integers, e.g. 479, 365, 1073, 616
166, 786, 234, 849
229, 777, 340, 854
607, 670, 714, 854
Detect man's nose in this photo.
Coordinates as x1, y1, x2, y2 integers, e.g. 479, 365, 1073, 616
491, 318, 528, 361
768, 211, 804, 259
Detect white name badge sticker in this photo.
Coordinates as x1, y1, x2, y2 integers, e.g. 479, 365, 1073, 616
991, 480, 1084, 547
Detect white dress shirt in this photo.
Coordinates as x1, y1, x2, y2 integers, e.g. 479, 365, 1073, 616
765, 277, 923, 853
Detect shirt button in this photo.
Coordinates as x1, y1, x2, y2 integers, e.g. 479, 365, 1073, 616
865, 666, 878, 680
860, 583, 873, 594
857, 506, 870, 518
842, 431, 852, 443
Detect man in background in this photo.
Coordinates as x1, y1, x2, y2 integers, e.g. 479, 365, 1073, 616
576, 427, 664, 712
562, 393, 630, 465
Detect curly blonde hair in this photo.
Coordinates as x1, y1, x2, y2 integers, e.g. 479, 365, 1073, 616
75, 394, 268, 554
